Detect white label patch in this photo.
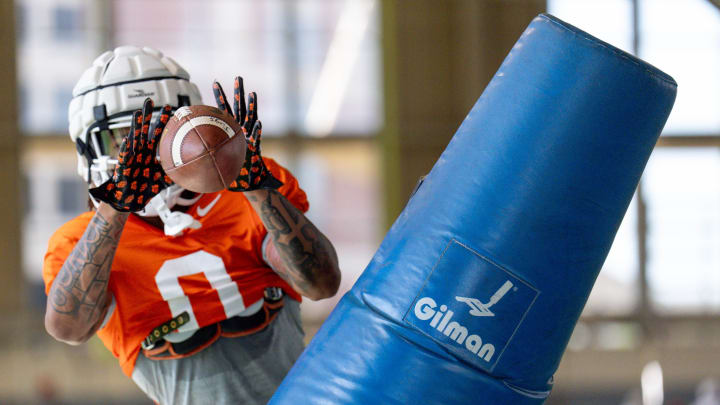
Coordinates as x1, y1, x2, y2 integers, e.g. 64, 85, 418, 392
171, 116, 236, 166
174, 106, 192, 119
403, 240, 540, 372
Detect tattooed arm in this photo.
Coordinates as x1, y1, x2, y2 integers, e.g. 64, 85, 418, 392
245, 189, 340, 301
44, 203, 129, 345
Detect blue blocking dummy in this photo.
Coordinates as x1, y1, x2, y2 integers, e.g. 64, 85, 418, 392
271, 14, 676, 405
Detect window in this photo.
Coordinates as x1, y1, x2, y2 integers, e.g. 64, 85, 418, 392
21, 174, 31, 216
548, 0, 720, 316
639, 0, 720, 134
111, 0, 381, 137
547, 0, 633, 53
17, 0, 106, 135
58, 177, 86, 214
18, 84, 30, 130
644, 148, 720, 312
15, 3, 26, 42
53, 6, 84, 41
53, 86, 73, 130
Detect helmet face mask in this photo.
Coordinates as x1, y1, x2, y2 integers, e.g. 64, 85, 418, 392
83, 124, 130, 186
71, 46, 204, 221
96, 126, 129, 160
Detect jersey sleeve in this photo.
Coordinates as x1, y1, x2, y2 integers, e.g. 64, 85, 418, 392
264, 157, 309, 213
42, 213, 92, 294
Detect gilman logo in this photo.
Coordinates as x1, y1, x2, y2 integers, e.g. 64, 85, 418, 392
413, 296, 495, 362
404, 240, 540, 372
455, 280, 514, 317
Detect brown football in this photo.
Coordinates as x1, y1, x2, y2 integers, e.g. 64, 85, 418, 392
158, 105, 246, 193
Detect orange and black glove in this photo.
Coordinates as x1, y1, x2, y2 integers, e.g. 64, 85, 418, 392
89, 98, 174, 212
213, 77, 283, 191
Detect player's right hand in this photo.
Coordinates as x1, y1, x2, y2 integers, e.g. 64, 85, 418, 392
89, 98, 174, 212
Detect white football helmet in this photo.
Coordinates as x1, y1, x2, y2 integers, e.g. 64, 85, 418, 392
69, 46, 204, 236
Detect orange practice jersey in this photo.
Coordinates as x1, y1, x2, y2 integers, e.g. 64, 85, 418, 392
43, 159, 307, 377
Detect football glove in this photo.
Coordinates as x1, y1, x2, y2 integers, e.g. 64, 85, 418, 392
213, 77, 283, 191
89, 98, 174, 212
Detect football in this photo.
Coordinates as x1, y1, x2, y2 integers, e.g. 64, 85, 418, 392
158, 105, 246, 193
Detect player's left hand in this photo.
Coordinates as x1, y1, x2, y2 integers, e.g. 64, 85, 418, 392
89, 98, 174, 212
213, 77, 283, 191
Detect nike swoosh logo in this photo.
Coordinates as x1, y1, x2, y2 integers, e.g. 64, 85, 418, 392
196, 195, 221, 217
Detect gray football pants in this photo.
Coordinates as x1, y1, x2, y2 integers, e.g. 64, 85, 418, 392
132, 298, 305, 405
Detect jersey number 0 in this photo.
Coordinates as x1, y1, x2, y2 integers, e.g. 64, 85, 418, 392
155, 251, 247, 334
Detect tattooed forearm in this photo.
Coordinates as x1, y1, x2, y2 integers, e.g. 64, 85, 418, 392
265, 238, 314, 294
247, 189, 340, 300
279, 194, 300, 224
260, 200, 292, 235
46, 204, 128, 343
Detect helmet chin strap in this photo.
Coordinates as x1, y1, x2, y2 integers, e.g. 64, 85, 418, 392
88, 156, 116, 186
89, 182, 203, 236
147, 194, 201, 237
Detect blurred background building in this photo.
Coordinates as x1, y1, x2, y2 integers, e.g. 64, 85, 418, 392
0, 0, 717, 404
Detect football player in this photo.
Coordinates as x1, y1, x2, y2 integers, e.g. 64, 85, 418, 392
42, 46, 340, 405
